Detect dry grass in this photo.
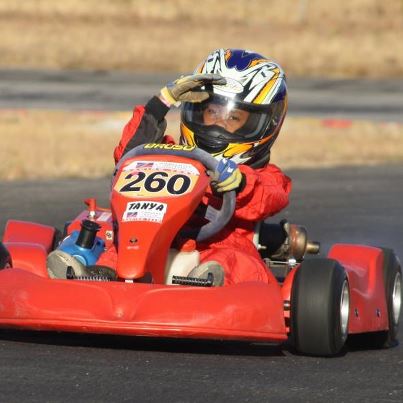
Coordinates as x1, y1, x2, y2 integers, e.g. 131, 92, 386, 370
0, 110, 121, 180
1, 109, 403, 181
0, 1, 402, 180
0, 0, 402, 77
271, 118, 403, 168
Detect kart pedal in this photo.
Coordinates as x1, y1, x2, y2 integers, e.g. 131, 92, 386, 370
172, 272, 214, 287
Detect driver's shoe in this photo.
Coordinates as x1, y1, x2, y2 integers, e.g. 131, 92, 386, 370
47, 250, 89, 279
187, 260, 225, 286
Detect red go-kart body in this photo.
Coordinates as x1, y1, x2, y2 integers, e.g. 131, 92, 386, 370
0, 144, 401, 356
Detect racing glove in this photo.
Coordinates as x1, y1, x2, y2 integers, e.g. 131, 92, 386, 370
211, 158, 244, 193
160, 73, 226, 106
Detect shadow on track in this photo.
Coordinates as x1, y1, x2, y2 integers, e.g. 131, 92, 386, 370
0, 329, 288, 357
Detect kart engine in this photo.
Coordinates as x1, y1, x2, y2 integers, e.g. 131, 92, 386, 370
257, 220, 320, 262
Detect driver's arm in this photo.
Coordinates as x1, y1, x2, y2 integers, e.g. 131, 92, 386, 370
233, 164, 291, 221
114, 74, 226, 164
113, 96, 170, 163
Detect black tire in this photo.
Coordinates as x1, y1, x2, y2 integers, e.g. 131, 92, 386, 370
347, 248, 402, 349
0, 242, 11, 269
290, 258, 350, 356
52, 227, 63, 250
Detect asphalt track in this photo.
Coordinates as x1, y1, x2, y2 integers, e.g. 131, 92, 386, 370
1, 69, 403, 121
1, 166, 403, 402
0, 70, 403, 402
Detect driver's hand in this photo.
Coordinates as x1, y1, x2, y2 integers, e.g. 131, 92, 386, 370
211, 158, 243, 193
160, 74, 226, 106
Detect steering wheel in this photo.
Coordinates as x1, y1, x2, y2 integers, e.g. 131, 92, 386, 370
114, 144, 236, 242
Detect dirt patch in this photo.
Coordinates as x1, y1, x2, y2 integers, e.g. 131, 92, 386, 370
1, 109, 402, 181
0, 0, 402, 77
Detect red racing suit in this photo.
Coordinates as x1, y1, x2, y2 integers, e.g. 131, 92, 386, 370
109, 96, 292, 285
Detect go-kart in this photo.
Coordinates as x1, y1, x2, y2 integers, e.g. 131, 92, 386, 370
0, 144, 401, 357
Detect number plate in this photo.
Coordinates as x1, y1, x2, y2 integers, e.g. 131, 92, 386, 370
114, 161, 200, 198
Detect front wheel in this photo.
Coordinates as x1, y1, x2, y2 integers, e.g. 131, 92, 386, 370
290, 258, 350, 356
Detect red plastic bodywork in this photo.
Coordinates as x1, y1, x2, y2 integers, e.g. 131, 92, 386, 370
0, 153, 391, 342
109, 155, 210, 282
3, 220, 55, 252
0, 269, 287, 341
281, 268, 297, 332
329, 244, 388, 333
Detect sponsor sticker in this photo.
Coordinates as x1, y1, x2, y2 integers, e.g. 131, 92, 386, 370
214, 77, 243, 94
143, 143, 195, 151
123, 161, 154, 171
153, 161, 200, 175
122, 201, 167, 223
97, 212, 112, 222
123, 160, 200, 176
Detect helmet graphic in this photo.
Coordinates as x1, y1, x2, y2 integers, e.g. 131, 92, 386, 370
180, 49, 288, 168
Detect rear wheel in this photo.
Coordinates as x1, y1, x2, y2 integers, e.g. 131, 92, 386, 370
290, 258, 350, 356
348, 248, 402, 349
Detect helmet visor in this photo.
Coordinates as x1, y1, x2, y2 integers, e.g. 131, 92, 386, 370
182, 93, 282, 142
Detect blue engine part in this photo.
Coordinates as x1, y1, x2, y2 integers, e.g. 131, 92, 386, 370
58, 220, 105, 266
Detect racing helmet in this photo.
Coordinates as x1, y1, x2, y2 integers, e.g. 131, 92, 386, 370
180, 48, 288, 168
